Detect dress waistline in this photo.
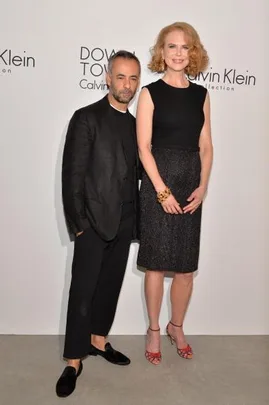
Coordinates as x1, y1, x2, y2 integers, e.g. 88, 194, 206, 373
152, 144, 200, 152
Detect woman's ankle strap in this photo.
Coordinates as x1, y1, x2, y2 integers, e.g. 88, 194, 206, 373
169, 321, 183, 328
149, 326, 160, 332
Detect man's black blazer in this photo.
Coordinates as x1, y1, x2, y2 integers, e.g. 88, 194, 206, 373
62, 95, 140, 241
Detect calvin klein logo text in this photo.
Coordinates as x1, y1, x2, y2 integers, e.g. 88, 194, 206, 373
188, 67, 256, 86
0, 49, 35, 68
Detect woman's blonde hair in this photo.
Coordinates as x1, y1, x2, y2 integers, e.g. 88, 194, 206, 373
148, 22, 209, 76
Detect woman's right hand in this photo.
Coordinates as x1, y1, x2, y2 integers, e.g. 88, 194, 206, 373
161, 194, 183, 214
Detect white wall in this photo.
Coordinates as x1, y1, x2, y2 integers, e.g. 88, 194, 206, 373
1, 0, 268, 335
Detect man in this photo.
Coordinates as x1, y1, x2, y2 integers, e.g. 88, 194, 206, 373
56, 50, 141, 398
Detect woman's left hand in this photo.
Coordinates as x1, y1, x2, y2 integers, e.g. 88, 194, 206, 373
183, 186, 207, 214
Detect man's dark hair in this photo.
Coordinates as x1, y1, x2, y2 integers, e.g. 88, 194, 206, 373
107, 50, 141, 74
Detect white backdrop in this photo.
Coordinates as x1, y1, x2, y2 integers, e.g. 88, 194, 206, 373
1, 0, 268, 335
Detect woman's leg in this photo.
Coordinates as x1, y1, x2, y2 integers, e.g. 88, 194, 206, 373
144, 270, 164, 364
168, 272, 194, 355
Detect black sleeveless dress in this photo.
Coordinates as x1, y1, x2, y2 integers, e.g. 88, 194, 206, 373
137, 79, 207, 273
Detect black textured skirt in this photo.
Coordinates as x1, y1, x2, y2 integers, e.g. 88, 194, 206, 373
137, 148, 202, 273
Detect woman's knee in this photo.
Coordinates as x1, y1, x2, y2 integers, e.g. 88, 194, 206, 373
146, 270, 165, 278
174, 272, 194, 286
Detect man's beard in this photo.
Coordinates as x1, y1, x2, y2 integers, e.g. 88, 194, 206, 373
111, 86, 134, 104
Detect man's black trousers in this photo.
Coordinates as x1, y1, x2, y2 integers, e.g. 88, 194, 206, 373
63, 204, 134, 359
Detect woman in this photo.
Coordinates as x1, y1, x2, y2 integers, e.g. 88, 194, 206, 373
137, 22, 213, 365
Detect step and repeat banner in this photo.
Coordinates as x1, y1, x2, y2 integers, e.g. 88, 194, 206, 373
1, 0, 268, 334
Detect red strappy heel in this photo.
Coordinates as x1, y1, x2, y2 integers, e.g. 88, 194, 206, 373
145, 327, 162, 365
166, 321, 193, 359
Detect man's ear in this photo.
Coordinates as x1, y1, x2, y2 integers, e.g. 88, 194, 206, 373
106, 72, 111, 87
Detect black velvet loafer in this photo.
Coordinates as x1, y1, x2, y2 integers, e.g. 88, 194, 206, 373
89, 342, 131, 365
56, 361, 83, 397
